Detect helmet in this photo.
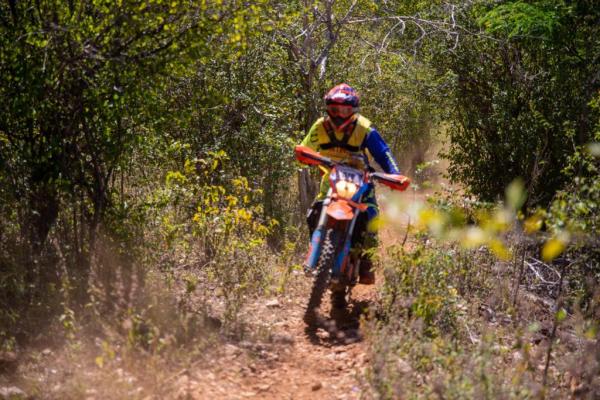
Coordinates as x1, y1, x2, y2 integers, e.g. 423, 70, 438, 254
324, 84, 359, 129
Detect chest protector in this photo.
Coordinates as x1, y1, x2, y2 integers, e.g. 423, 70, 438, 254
314, 115, 372, 161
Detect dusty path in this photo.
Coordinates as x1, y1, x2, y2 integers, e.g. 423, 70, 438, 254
9, 277, 378, 400
5, 193, 416, 400
169, 189, 420, 400
169, 277, 377, 400
5, 190, 424, 399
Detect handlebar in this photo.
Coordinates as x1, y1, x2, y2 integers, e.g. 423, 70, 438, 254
295, 145, 411, 192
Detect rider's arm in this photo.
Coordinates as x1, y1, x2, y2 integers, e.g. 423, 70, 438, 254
363, 127, 400, 174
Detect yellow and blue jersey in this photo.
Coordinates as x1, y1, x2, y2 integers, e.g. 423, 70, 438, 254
300, 114, 400, 175
300, 114, 400, 202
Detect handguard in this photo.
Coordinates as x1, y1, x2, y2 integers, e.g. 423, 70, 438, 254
371, 172, 411, 191
295, 145, 333, 167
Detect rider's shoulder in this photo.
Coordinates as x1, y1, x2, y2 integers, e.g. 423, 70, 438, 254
307, 118, 326, 135
356, 114, 372, 128
312, 117, 326, 128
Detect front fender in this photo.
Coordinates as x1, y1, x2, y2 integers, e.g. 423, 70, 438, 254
326, 200, 355, 221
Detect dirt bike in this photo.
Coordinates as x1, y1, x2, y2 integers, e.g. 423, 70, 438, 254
295, 145, 410, 327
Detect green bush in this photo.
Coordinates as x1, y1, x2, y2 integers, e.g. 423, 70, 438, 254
437, 1, 600, 206
152, 151, 279, 334
381, 244, 463, 336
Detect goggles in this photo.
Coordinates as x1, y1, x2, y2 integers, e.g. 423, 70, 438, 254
327, 104, 354, 118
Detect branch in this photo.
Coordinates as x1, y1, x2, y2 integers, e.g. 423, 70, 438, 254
380, 19, 406, 53
339, 0, 359, 24
412, 18, 428, 55
354, 32, 408, 65
347, 14, 499, 43
525, 258, 561, 286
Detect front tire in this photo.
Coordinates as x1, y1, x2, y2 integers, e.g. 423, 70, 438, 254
303, 228, 341, 326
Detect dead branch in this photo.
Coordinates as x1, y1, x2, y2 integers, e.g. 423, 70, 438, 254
525, 257, 561, 286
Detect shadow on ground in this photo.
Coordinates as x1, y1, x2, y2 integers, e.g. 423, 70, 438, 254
304, 296, 372, 346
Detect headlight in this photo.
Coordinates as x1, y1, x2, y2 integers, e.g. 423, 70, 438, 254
335, 180, 358, 199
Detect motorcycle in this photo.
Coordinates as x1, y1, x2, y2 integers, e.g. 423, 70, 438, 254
295, 145, 410, 326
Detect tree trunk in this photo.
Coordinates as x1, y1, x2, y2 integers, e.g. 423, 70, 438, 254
24, 184, 60, 298
298, 168, 317, 217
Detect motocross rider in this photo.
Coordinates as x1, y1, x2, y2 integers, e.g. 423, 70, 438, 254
300, 83, 401, 285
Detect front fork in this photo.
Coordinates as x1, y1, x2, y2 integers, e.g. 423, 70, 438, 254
305, 191, 360, 281
332, 212, 359, 280
305, 194, 331, 271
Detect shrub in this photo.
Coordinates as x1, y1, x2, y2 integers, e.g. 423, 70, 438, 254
153, 151, 279, 334
437, 1, 600, 206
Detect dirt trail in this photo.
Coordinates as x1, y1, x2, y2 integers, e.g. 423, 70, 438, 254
4, 191, 425, 399
172, 279, 376, 400
167, 189, 419, 400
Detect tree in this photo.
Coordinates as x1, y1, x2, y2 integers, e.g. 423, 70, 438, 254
437, 0, 600, 205
0, 0, 258, 305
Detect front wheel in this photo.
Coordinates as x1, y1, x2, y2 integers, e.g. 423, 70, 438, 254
303, 228, 342, 327
330, 280, 348, 309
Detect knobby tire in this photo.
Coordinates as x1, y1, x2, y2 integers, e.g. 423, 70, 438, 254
304, 228, 340, 327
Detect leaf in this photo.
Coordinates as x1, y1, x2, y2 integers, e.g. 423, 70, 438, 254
489, 239, 511, 261
165, 171, 187, 186
556, 308, 567, 322
527, 322, 540, 332
505, 178, 527, 211
461, 226, 487, 248
418, 208, 446, 236
542, 234, 569, 262
523, 211, 545, 234
0, 131, 8, 144
487, 208, 512, 233
367, 216, 384, 232
584, 324, 598, 340
95, 356, 104, 368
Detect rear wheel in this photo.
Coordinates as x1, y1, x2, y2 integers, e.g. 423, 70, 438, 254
303, 228, 343, 326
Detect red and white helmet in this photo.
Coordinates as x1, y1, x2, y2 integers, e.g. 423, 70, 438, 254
324, 83, 360, 107
324, 84, 360, 128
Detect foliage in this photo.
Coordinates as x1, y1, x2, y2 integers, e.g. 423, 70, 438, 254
435, 0, 600, 206
368, 315, 557, 399
327, 5, 448, 174
370, 243, 525, 399
477, 1, 563, 39
0, 0, 295, 342
369, 234, 598, 399
160, 151, 278, 330
543, 94, 600, 319
1, 1, 599, 398
381, 244, 481, 336
547, 98, 600, 240
0, 0, 249, 322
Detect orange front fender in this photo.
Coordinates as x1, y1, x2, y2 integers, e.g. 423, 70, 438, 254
326, 200, 355, 221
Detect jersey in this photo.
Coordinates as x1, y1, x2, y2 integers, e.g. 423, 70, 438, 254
300, 114, 400, 200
